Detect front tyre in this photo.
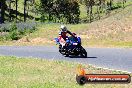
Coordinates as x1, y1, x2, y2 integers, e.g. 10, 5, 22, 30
59, 45, 62, 53
63, 50, 69, 57
80, 47, 87, 58
61, 46, 69, 57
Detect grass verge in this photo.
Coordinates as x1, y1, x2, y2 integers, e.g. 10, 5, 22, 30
0, 56, 131, 88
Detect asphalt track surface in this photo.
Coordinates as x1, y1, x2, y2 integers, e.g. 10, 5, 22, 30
0, 46, 132, 72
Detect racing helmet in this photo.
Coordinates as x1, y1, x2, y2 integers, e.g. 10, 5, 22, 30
60, 25, 67, 32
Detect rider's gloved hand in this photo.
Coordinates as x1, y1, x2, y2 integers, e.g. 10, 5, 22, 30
66, 38, 70, 43
65, 38, 70, 46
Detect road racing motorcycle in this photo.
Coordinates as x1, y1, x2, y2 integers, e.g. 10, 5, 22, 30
54, 35, 87, 58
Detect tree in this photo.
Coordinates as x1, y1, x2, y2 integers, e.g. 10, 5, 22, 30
0, 2, 2, 23
9, 0, 12, 21
95, 0, 100, 20
106, 0, 113, 10
68, 1, 80, 23
40, 0, 54, 21
6, 0, 12, 21
16, 0, 18, 22
122, 0, 126, 8
85, 0, 95, 22
24, 0, 27, 22
6, 0, 18, 22
1, 0, 6, 23
96, 0, 106, 19
39, 0, 80, 23
55, 0, 80, 23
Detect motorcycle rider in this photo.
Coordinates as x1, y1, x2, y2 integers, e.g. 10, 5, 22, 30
59, 25, 75, 40
55, 25, 87, 57
58, 25, 75, 47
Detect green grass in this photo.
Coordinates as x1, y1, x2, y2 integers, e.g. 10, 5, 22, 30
0, 56, 131, 88
29, 23, 89, 38
83, 40, 132, 48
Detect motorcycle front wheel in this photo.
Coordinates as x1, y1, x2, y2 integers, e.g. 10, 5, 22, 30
80, 46, 87, 58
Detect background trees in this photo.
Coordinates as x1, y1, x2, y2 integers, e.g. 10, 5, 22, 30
40, 0, 80, 24
0, 0, 129, 24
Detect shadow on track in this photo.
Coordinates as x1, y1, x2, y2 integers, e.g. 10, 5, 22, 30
87, 57, 97, 58
69, 56, 97, 58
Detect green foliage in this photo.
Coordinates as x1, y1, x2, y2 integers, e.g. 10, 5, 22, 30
83, 0, 129, 22
0, 0, 130, 24
8, 24, 20, 40
0, 22, 36, 41
39, 0, 80, 24
111, 2, 122, 10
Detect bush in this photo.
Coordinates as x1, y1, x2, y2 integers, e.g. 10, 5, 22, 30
0, 22, 37, 41
8, 24, 20, 40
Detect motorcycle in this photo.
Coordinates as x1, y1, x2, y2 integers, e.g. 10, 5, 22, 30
54, 35, 87, 58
